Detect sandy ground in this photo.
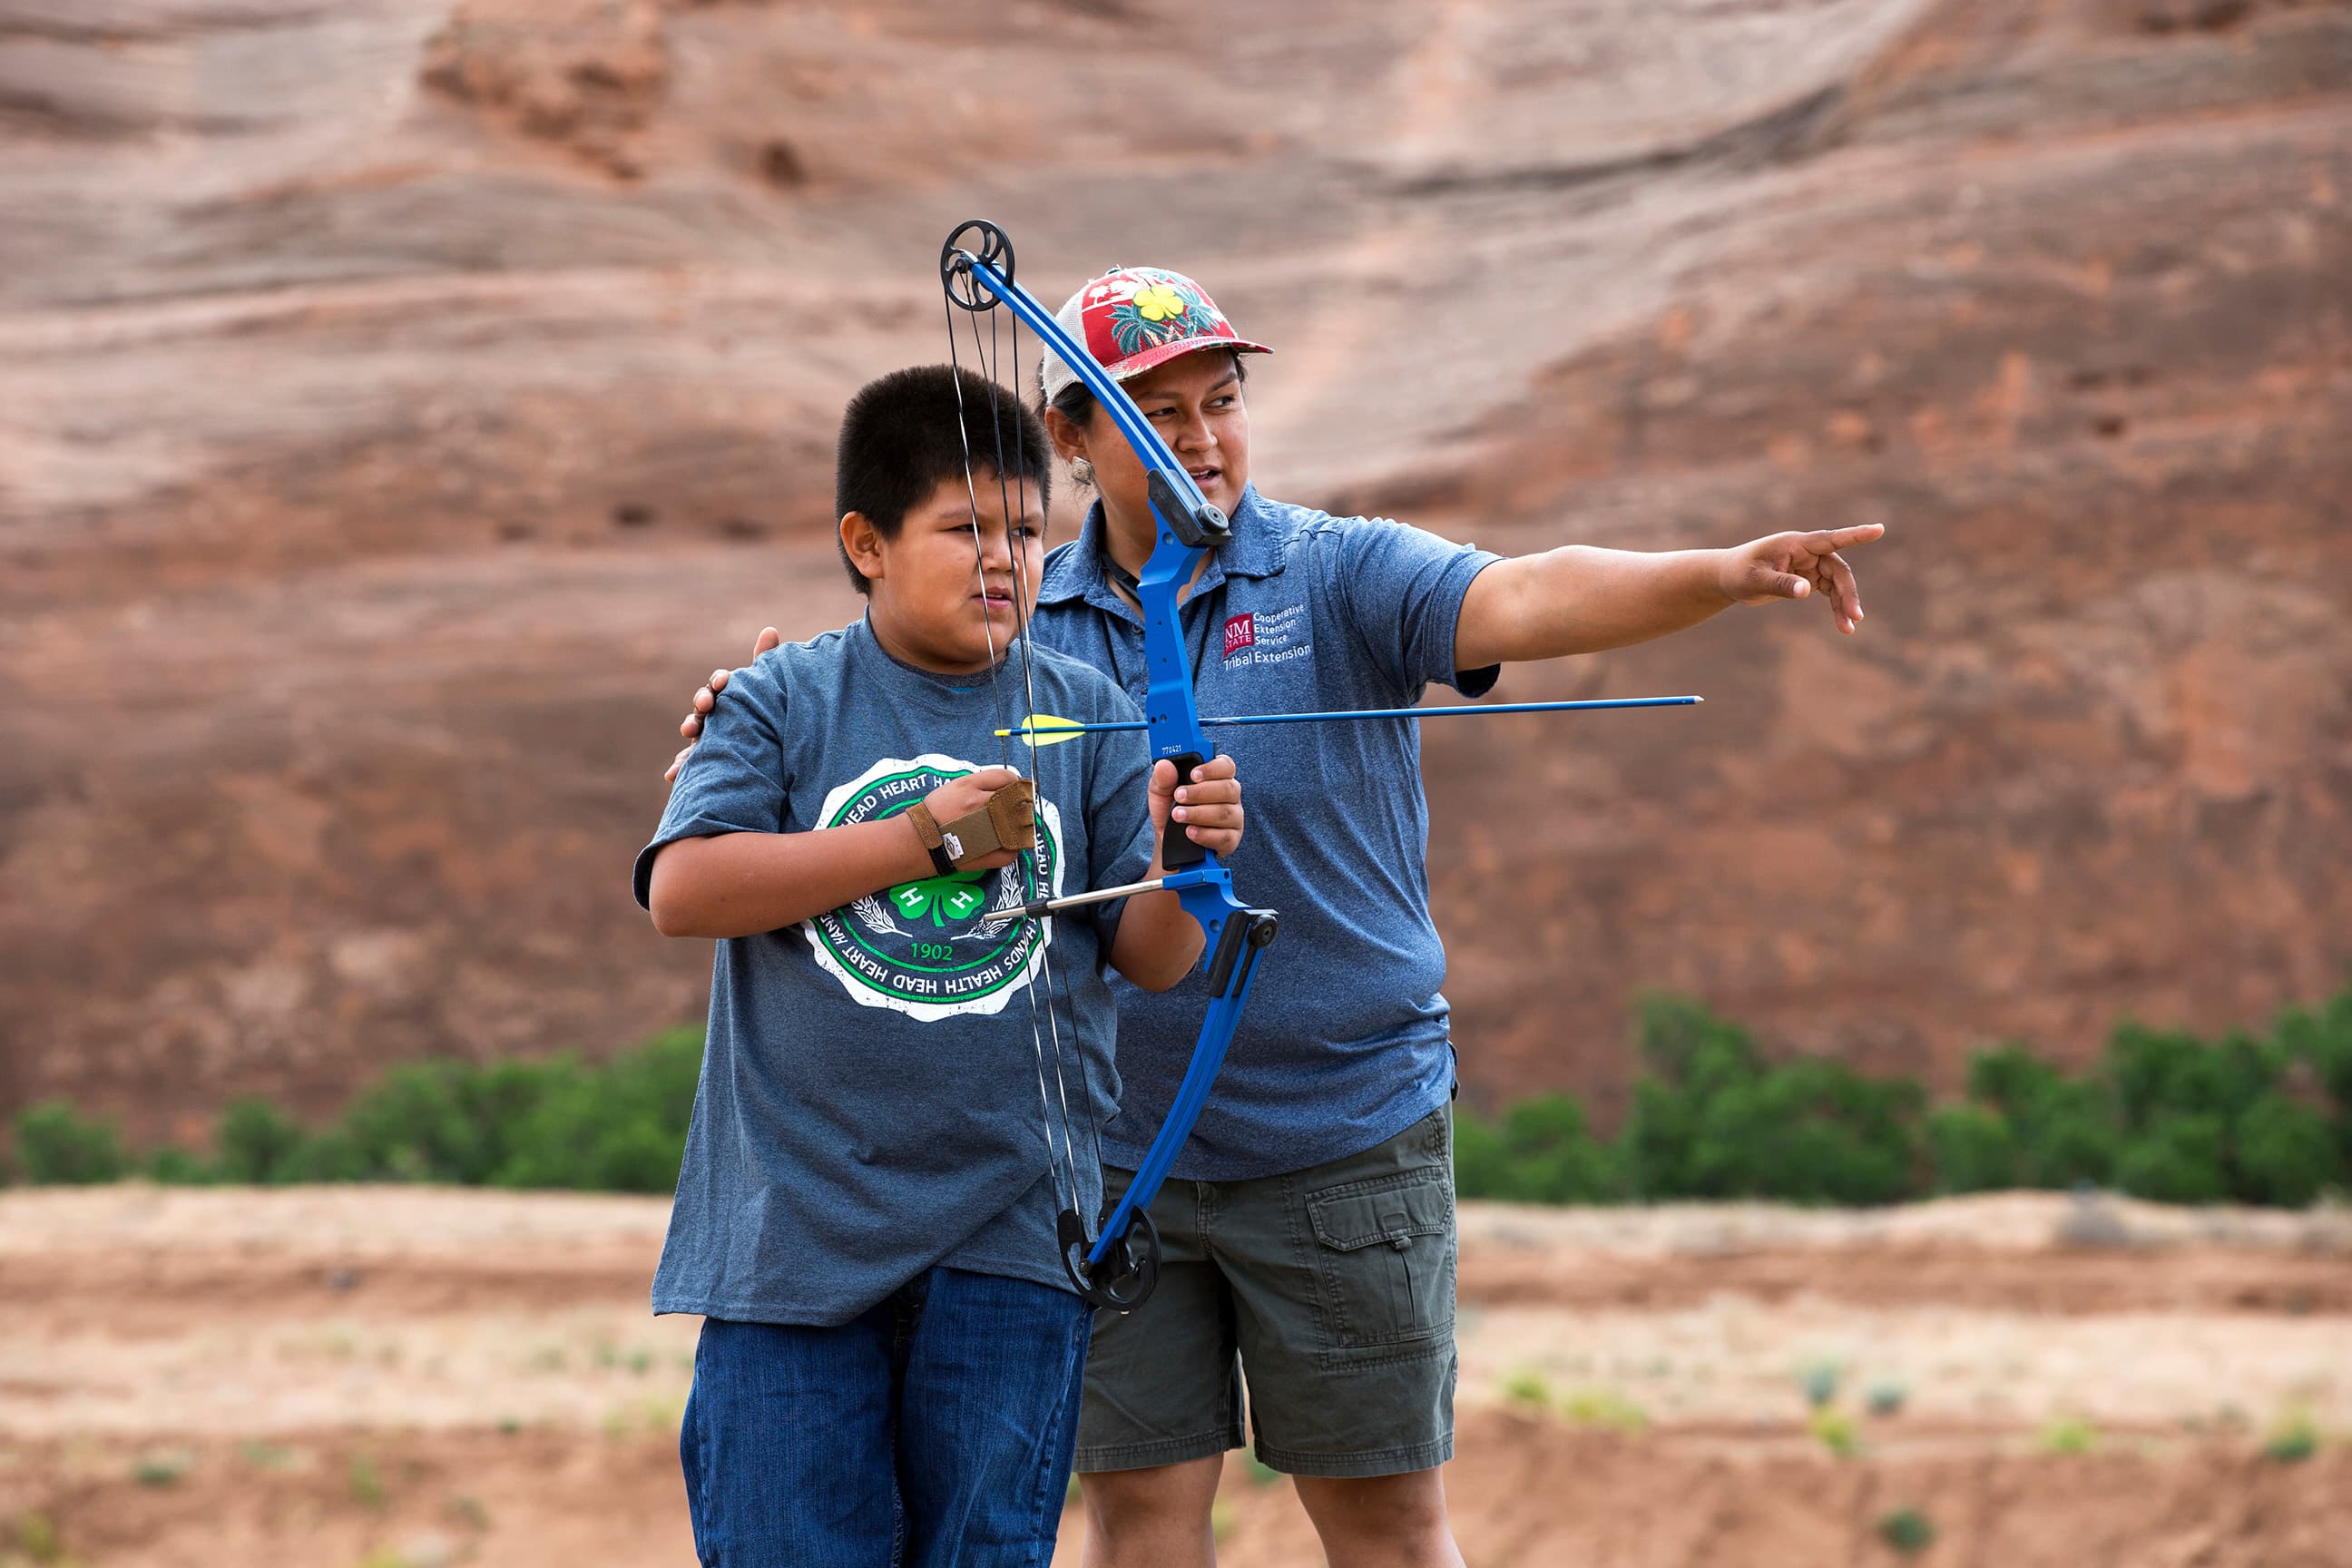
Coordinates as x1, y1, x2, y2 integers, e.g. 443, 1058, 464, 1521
2, 1187, 2348, 1566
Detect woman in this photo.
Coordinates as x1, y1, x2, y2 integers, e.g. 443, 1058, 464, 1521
670, 263, 1880, 1568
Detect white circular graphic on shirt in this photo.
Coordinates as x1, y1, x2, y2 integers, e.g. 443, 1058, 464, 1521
801, 754, 1063, 1022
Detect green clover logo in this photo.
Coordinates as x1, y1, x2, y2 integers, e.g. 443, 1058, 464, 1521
890, 872, 987, 928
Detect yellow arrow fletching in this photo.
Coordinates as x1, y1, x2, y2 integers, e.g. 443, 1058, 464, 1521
995, 715, 1089, 747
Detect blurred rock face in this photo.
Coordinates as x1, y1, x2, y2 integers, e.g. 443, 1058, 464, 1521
1, 0, 2347, 1136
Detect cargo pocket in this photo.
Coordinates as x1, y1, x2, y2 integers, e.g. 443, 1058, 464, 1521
1304, 1169, 1455, 1355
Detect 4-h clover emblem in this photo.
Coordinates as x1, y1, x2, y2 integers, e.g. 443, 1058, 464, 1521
890, 872, 988, 927
806, 754, 1064, 1021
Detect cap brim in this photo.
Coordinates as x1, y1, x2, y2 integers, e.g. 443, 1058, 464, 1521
1105, 336, 1274, 381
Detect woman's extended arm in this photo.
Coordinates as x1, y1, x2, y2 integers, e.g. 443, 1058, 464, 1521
1452, 525, 1884, 668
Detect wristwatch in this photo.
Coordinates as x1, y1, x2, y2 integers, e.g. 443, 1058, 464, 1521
903, 803, 960, 877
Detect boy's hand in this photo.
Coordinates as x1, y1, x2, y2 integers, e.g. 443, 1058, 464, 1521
917, 768, 1025, 871
1715, 524, 1885, 634
1149, 754, 1243, 863
667, 626, 783, 782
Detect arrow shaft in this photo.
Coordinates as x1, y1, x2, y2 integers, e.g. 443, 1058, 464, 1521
1007, 695, 1702, 740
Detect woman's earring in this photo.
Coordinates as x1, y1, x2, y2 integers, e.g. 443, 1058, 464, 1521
1070, 458, 1094, 486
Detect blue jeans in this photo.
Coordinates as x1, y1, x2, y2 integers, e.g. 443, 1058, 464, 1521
680, 1268, 1092, 1568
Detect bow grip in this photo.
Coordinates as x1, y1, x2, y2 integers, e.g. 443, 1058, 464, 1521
1160, 750, 1210, 869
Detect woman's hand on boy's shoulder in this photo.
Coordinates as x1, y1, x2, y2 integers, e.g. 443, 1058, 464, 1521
667, 626, 783, 783
1149, 754, 1243, 862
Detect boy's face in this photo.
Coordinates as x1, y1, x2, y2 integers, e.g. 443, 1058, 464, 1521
852, 470, 1046, 674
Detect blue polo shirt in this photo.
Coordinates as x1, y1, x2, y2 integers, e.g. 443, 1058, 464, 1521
1031, 485, 1500, 1181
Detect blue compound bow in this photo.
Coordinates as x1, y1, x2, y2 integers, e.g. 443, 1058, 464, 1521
936, 219, 1699, 1312
940, 218, 1278, 1312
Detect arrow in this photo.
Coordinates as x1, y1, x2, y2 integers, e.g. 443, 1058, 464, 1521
998, 695, 1703, 743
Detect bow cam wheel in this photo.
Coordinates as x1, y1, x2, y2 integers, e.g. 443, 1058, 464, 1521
941, 220, 1014, 312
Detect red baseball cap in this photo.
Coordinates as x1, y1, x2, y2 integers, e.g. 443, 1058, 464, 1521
1037, 265, 1271, 403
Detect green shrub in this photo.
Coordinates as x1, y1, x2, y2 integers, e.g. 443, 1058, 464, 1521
14, 988, 2352, 1213
2232, 1093, 2342, 1207
1926, 1102, 2017, 1193
1455, 1095, 1619, 1203
214, 1096, 307, 1184
2113, 1112, 2230, 1204
492, 1028, 701, 1192
146, 1144, 215, 1184
1877, 1506, 1936, 1554
339, 1057, 562, 1184
2279, 993, 2352, 1117
2111, 1023, 2283, 1131
1622, 998, 1922, 1204
11, 1101, 129, 1184
1965, 1045, 2122, 1188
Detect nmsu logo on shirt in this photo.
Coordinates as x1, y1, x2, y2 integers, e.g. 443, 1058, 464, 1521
1222, 612, 1257, 659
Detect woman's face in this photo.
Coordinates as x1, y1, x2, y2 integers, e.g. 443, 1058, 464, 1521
1051, 349, 1251, 541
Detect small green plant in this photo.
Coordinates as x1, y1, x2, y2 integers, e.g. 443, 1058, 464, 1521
2263, 1407, 2319, 1464
2039, 1416, 2099, 1455
1501, 1368, 1555, 1412
1561, 1388, 1649, 1433
446, 1494, 492, 1531
12, 1510, 63, 1565
348, 1452, 387, 1509
1866, 1379, 1909, 1417
495, 1415, 523, 1436
1808, 1406, 1861, 1458
1876, 1506, 1936, 1555
1210, 1499, 1240, 1543
1798, 1359, 1843, 1408
131, 1449, 192, 1487
237, 1441, 299, 1470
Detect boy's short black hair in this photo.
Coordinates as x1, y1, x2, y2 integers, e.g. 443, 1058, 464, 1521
835, 364, 1054, 595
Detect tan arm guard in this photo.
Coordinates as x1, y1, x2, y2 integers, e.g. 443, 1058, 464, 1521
904, 779, 1036, 871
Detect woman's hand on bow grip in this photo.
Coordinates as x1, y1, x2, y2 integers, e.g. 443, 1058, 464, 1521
1149, 755, 1243, 863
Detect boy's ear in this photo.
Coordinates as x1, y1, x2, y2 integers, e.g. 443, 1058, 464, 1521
840, 511, 885, 583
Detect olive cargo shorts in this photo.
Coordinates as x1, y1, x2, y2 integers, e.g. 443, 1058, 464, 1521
1073, 1106, 1458, 1479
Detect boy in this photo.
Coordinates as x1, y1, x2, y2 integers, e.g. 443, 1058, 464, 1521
636, 363, 1244, 1565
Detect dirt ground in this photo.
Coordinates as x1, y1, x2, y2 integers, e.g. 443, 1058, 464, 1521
3, 1188, 2348, 1567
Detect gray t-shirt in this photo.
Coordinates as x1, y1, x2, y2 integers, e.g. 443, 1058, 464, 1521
634, 615, 1155, 1326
